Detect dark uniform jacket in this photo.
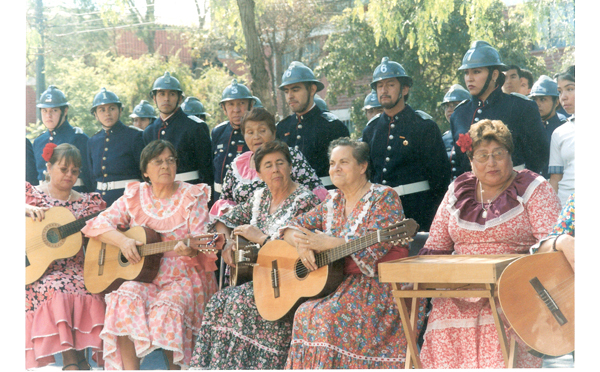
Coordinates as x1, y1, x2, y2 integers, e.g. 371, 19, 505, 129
143, 107, 214, 188
276, 105, 349, 178
87, 121, 145, 206
362, 105, 450, 231
211, 120, 249, 200
450, 87, 549, 178
539, 112, 567, 179
32, 120, 93, 192
26, 138, 38, 185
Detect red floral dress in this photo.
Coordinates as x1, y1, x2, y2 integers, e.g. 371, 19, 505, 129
281, 184, 426, 369
25, 182, 106, 369
418, 170, 562, 368
81, 181, 217, 370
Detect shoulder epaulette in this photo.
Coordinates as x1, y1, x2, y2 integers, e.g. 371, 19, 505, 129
320, 111, 339, 122
510, 92, 532, 101
415, 110, 433, 120
74, 127, 85, 134
454, 99, 470, 110
187, 115, 205, 124
129, 125, 143, 132
366, 113, 381, 127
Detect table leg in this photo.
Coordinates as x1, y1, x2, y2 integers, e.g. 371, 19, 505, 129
487, 283, 511, 368
392, 283, 422, 369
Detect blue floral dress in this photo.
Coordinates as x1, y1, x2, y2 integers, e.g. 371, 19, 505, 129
190, 185, 320, 369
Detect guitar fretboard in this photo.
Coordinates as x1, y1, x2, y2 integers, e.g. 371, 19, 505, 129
57, 210, 103, 238
314, 231, 382, 268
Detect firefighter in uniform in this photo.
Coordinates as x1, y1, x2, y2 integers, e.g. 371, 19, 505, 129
143, 72, 214, 189
87, 88, 144, 206
529, 75, 567, 179
440, 84, 471, 159
275, 61, 349, 188
362, 57, 450, 231
450, 41, 549, 178
211, 79, 255, 200
129, 100, 156, 131
181, 96, 211, 141
33, 85, 93, 192
363, 89, 384, 123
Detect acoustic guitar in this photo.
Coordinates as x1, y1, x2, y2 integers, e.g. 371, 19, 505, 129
26, 206, 102, 285
253, 219, 418, 321
497, 251, 574, 357
84, 226, 223, 294
230, 235, 260, 287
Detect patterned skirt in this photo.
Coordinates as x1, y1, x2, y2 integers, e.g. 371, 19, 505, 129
25, 251, 105, 369
285, 274, 426, 369
189, 281, 293, 369
420, 297, 543, 368
100, 257, 217, 370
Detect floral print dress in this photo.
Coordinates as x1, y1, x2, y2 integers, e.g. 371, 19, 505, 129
210, 147, 327, 216
418, 170, 562, 368
281, 184, 426, 369
81, 181, 218, 370
189, 185, 320, 369
25, 182, 106, 369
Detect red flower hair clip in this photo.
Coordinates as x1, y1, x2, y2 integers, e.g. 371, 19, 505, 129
456, 133, 473, 153
42, 143, 58, 162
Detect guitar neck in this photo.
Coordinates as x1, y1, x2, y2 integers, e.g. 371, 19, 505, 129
58, 210, 103, 239
139, 238, 190, 257
314, 231, 381, 268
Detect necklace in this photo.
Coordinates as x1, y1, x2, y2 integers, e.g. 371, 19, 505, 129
47, 184, 73, 202
478, 173, 513, 219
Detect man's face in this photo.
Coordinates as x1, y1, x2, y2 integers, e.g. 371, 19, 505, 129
442, 101, 460, 123
282, 83, 315, 114
502, 69, 521, 94
132, 117, 152, 130
519, 77, 531, 95
365, 107, 384, 122
222, 99, 251, 128
41, 107, 67, 131
376, 78, 407, 110
153, 90, 181, 116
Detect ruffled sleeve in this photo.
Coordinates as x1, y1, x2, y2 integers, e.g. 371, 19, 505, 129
81, 182, 139, 237
26, 182, 48, 208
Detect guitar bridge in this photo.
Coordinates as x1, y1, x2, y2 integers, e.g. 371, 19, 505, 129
270, 260, 280, 298
529, 277, 567, 326
97, 243, 106, 276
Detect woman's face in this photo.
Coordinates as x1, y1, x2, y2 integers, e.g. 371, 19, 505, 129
47, 158, 80, 192
329, 145, 367, 190
94, 103, 121, 128
244, 120, 275, 153
143, 148, 177, 186
258, 151, 292, 192
464, 67, 498, 98
557, 78, 575, 115
470, 140, 513, 189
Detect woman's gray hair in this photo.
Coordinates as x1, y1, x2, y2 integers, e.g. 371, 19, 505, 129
140, 140, 178, 182
327, 137, 372, 180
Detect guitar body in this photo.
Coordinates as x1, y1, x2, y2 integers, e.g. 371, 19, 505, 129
253, 240, 345, 321
230, 236, 259, 287
498, 251, 574, 356
26, 206, 81, 285
84, 226, 162, 294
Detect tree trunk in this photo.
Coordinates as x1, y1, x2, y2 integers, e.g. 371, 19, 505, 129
235, 0, 275, 113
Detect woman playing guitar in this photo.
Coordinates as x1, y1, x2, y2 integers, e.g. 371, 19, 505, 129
26, 143, 106, 370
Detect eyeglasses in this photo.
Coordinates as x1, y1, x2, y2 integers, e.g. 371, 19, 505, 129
472, 149, 509, 163
149, 156, 177, 167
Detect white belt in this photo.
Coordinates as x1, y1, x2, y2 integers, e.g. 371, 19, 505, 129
214, 183, 222, 193
320, 176, 333, 187
392, 180, 430, 196
97, 179, 139, 191
41, 179, 84, 187
175, 170, 200, 182
513, 164, 525, 171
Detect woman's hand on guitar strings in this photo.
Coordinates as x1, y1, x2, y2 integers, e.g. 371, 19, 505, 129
120, 237, 143, 265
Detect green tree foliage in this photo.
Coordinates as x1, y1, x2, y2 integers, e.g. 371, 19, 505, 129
26, 52, 232, 139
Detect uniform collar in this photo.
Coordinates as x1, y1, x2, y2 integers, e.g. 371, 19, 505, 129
159, 107, 184, 125
296, 103, 320, 122
383, 104, 412, 123
473, 86, 503, 107
103, 120, 125, 133
48, 120, 73, 136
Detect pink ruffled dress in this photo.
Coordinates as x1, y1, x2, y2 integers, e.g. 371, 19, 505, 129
81, 181, 218, 370
418, 170, 562, 368
25, 182, 107, 369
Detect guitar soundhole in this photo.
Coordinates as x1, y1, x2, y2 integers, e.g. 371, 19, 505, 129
118, 252, 130, 267
42, 224, 63, 247
294, 260, 309, 280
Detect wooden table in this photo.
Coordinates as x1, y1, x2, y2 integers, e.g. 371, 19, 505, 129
379, 254, 522, 369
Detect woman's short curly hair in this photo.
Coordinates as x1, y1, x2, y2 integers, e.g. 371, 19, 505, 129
466, 119, 514, 159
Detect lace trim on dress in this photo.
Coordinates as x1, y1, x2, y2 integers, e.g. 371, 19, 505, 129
231, 151, 259, 185
447, 171, 544, 231
212, 325, 287, 355
289, 339, 405, 363
423, 313, 496, 333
